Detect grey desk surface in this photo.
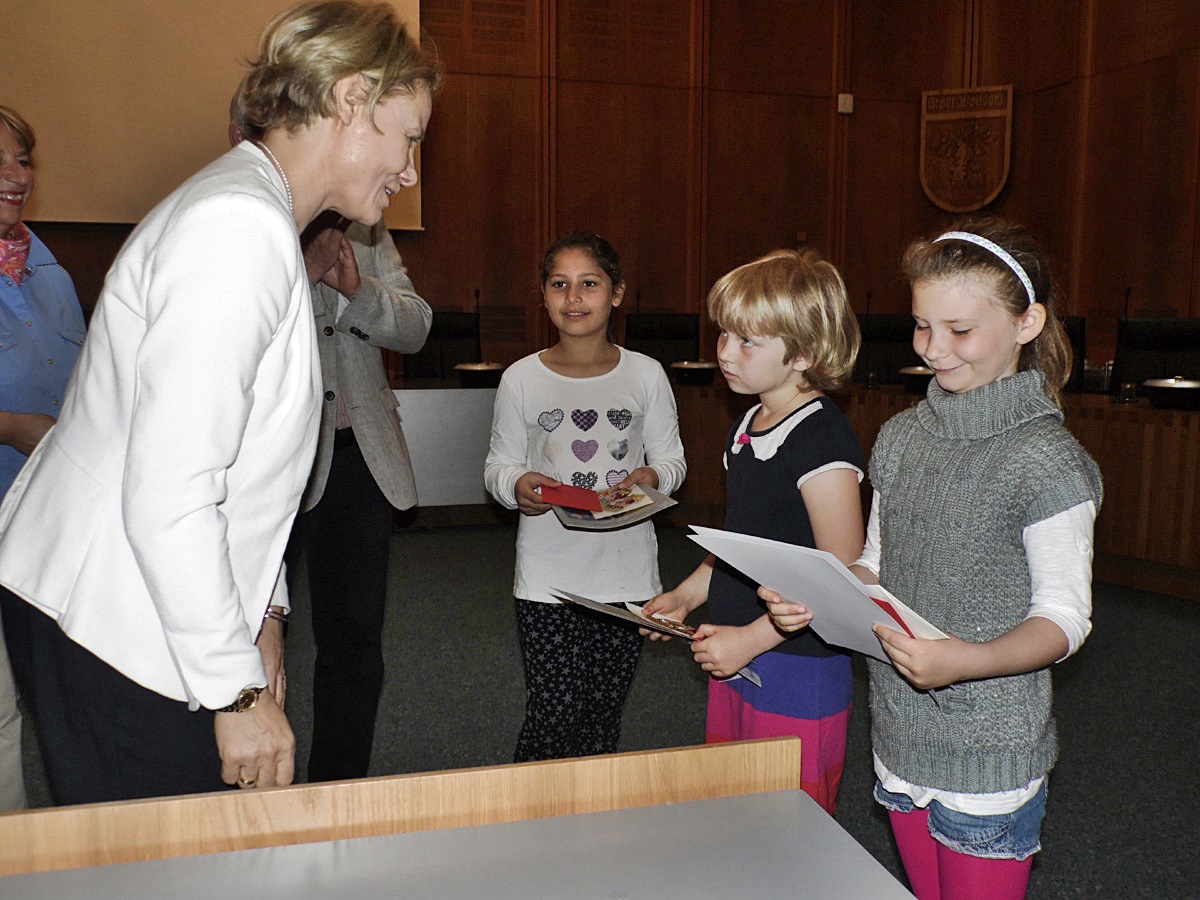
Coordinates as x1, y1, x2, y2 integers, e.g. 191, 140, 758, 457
0, 790, 913, 899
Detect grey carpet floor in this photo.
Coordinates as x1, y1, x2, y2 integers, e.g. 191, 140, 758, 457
20, 521, 1200, 897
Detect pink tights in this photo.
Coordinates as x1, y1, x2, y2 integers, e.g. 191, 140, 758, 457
889, 808, 1033, 900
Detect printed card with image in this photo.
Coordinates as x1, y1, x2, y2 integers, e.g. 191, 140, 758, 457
552, 484, 677, 531
592, 485, 655, 519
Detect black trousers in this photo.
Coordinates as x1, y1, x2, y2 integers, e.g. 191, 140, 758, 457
28, 608, 225, 804
0, 586, 34, 708
513, 599, 643, 763
285, 428, 394, 782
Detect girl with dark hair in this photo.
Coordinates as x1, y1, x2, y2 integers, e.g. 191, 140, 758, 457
485, 231, 686, 761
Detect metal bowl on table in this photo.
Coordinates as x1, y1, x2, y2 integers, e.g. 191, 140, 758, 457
454, 362, 505, 388
898, 365, 935, 394
1141, 376, 1200, 410
669, 360, 719, 386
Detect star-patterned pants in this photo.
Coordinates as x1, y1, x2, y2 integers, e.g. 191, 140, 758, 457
513, 598, 642, 762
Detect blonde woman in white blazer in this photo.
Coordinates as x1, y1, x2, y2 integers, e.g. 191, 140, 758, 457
0, 0, 439, 804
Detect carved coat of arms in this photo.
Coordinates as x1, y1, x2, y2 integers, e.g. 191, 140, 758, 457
920, 85, 1012, 212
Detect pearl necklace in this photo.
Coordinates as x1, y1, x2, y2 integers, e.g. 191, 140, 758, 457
255, 141, 293, 213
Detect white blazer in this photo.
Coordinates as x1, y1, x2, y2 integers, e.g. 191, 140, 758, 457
0, 143, 320, 710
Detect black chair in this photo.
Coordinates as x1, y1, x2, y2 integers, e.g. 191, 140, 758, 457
1110, 317, 1200, 396
1061, 315, 1086, 393
403, 311, 481, 379
853, 313, 922, 385
623, 313, 700, 367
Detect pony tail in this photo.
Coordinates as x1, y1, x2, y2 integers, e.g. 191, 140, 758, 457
1028, 307, 1071, 409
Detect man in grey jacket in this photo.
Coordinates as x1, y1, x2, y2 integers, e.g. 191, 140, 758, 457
287, 212, 431, 781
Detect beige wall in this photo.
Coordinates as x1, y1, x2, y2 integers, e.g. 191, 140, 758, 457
6, 0, 421, 228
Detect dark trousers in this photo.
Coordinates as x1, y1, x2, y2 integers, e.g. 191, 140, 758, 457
0, 586, 33, 708
285, 428, 394, 782
28, 607, 225, 804
514, 599, 643, 763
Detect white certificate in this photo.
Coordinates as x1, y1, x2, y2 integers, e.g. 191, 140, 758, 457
688, 526, 947, 662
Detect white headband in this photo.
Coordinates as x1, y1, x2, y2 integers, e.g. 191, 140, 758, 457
933, 231, 1036, 307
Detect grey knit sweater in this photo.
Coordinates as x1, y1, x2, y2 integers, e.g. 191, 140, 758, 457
868, 370, 1103, 794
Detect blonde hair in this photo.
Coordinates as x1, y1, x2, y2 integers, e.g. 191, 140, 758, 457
902, 216, 1072, 407
706, 248, 860, 392
236, 0, 441, 136
0, 105, 35, 157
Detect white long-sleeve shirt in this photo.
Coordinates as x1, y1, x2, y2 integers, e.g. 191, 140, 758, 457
484, 348, 686, 603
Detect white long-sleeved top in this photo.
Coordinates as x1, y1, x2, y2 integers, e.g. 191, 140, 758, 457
484, 348, 686, 603
856, 490, 1096, 658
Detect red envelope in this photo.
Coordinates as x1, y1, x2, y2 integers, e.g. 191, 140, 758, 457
540, 483, 602, 511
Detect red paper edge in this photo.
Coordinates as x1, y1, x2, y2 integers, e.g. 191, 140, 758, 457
872, 596, 916, 639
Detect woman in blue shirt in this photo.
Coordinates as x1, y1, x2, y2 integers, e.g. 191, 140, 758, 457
0, 104, 86, 811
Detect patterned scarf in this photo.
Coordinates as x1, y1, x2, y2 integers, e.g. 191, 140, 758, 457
0, 222, 31, 285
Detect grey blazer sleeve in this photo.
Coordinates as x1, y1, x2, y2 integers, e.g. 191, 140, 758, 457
301, 222, 430, 512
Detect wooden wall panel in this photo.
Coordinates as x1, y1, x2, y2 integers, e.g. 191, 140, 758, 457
417, 72, 547, 364
989, 86, 1083, 326
554, 82, 699, 319
702, 87, 837, 365
1083, 0, 1200, 75
1074, 52, 1200, 357
556, 0, 700, 87
978, 0, 1081, 91
703, 91, 834, 293
840, 97, 933, 316
840, 0, 970, 317
708, 0, 839, 96
848, 0, 970, 101
422, 0, 545, 77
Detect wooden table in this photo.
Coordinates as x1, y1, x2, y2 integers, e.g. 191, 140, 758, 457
0, 740, 913, 899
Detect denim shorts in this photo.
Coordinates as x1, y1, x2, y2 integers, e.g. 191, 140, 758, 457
873, 779, 1047, 861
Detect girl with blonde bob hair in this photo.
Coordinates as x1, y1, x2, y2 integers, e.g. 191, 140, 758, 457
0, 1, 440, 805
644, 246, 866, 814
706, 247, 860, 393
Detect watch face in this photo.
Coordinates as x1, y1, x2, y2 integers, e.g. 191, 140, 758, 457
236, 687, 261, 712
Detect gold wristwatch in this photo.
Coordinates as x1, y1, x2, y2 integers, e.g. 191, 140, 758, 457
216, 685, 266, 713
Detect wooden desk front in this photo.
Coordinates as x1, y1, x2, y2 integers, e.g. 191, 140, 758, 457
0, 740, 799, 876
0, 790, 914, 899
0, 739, 915, 899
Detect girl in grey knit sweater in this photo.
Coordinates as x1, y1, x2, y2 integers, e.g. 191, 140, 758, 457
763, 218, 1101, 900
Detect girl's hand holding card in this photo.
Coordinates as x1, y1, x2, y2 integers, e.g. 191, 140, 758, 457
516, 471, 561, 516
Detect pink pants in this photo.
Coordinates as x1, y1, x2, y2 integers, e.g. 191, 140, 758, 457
890, 807, 1033, 900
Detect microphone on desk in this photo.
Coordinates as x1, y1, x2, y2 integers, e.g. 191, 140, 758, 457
862, 290, 875, 388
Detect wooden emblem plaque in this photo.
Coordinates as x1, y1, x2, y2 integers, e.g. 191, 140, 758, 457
920, 85, 1013, 213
